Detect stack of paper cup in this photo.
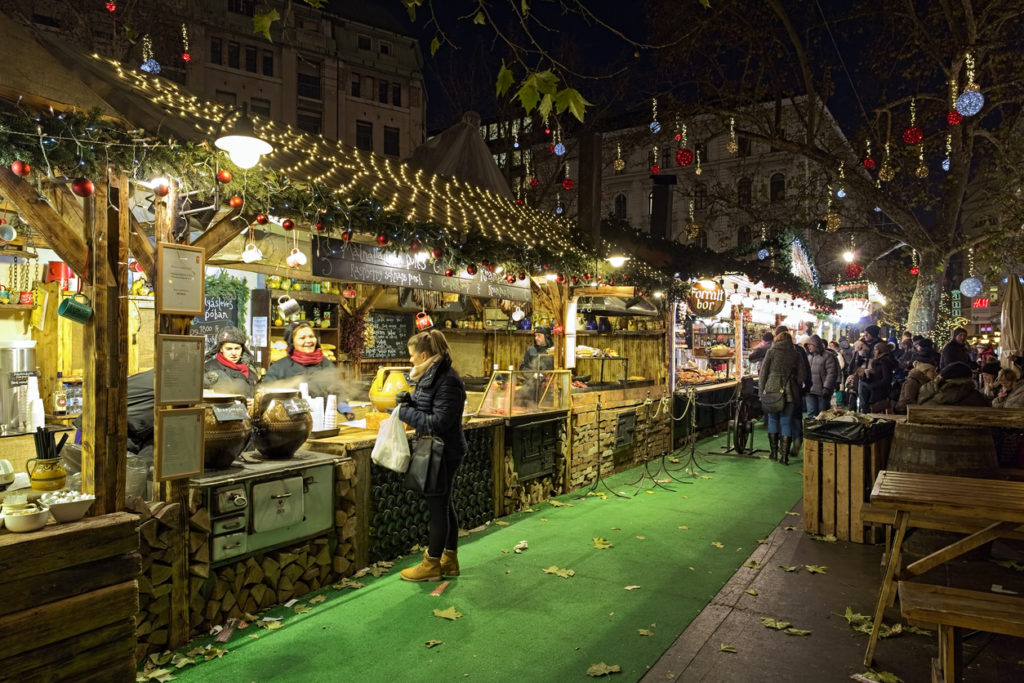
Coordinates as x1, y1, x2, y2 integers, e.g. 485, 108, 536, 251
31, 398, 45, 432
299, 382, 310, 400
308, 397, 324, 431
26, 375, 40, 403
325, 395, 338, 428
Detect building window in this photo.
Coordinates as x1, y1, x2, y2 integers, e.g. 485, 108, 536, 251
297, 61, 321, 100
215, 90, 237, 106
227, 42, 240, 69
245, 46, 257, 73
694, 183, 707, 210
356, 121, 373, 151
227, 0, 255, 15
392, 83, 402, 107
296, 109, 321, 135
738, 137, 752, 157
250, 97, 271, 118
350, 73, 361, 98
614, 194, 627, 220
357, 34, 371, 50
379, 41, 392, 56
770, 173, 786, 202
210, 38, 222, 65
693, 229, 708, 249
378, 80, 389, 104
737, 225, 752, 247
262, 51, 274, 77
661, 147, 670, 168
383, 127, 400, 157
737, 177, 752, 207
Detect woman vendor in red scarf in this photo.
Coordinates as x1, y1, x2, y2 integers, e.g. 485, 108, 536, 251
203, 326, 259, 398
264, 320, 355, 417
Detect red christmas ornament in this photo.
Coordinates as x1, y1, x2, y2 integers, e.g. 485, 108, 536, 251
376, 233, 389, 246
481, 259, 490, 269
518, 272, 526, 281
431, 246, 444, 259
674, 133, 682, 142
650, 164, 660, 175
10, 160, 31, 177
556, 273, 566, 283
552, 324, 565, 335
105, 1, 116, 11
342, 285, 357, 298
314, 220, 325, 233
946, 110, 963, 125
229, 195, 243, 209
516, 199, 524, 205
466, 264, 478, 276
409, 240, 421, 253
583, 272, 591, 281
562, 178, 574, 190
487, 263, 495, 272
549, 145, 555, 154
282, 219, 295, 231
570, 276, 579, 285
182, 52, 191, 63
529, 177, 539, 188
544, 127, 551, 135
910, 266, 920, 275
217, 169, 232, 183
675, 148, 694, 167
341, 229, 353, 242
863, 157, 876, 169
902, 126, 923, 144
153, 183, 170, 197
844, 262, 864, 279
71, 177, 94, 197
444, 268, 454, 277
255, 213, 269, 225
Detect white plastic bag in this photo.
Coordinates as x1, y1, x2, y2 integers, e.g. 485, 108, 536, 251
371, 413, 411, 473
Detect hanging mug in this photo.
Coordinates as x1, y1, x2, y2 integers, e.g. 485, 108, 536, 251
241, 243, 263, 263
415, 311, 434, 331
0, 223, 16, 247
0, 286, 10, 304
57, 293, 93, 323
289, 248, 307, 267
277, 295, 301, 317
511, 306, 525, 322
19, 290, 33, 306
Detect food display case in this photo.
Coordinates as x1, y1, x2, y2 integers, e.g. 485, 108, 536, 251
477, 369, 572, 420
671, 302, 736, 391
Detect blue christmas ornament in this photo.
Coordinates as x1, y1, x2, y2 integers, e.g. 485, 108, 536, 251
553, 142, 566, 156
513, 141, 519, 149
140, 58, 161, 74
941, 157, 951, 172
955, 89, 984, 116
649, 121, 661, 134
959, 277, 983, 298
836, 188, 846, 198
873, 206, 882, 213
554, 204, 564, 215
757, 248, 770, 260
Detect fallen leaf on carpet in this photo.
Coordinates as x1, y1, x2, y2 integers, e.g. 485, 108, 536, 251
611, 526, 621, 530
745, 588, 758, 596
669, 457, 680, 463
681, 495, 688, 498
549, 500, 573, 507
786, 511, 800, 516
543, 565, 576, 578
331, 578, 365, 590
264, 621, 283, 630
293, 604, 311, 614
425, 640, 443, 649
699, 475, 712, 480
852, 671, 903, 683
784, 628, 812, 636
757, 538, 768, 544
760, 617, 792, 630
804, 564, 828, 574
638, 628, 654, 636
247, 634, 259, 639
711, 541, 724, 548
624, 585, 641, 590
779, 565, 799, 572
172, 654, 193, 669
719, 644, 737, 653
593, 537, 614, 549
309, 595, 326, 605
689, 566, 695, 571
144, 668, 175, 681
657, 478, 672, 483
636, 535, 646, 540
903, 625, 931, 636
783, 526, 797, 531
645, 490, 655, 494
809, 533, 838, 542
149, 652, 174, 666
678, 525, 689, 530
586, 662, 622, 676
587, 491, 608, 500
514, 540, 529, 553
540, 517, 549, 522
433, 605, 464, 620
502, 549, 510, 554
495, 520, 510, 526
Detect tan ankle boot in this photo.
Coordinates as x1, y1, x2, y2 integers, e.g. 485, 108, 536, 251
400, 553, 442, 582
440, 549, 460, 577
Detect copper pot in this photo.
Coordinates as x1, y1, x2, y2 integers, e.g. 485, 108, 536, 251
252, 388, 312, 459
202, 393, 252, 469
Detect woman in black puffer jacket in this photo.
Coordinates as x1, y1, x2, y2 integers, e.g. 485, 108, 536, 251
395, 329, 467, 582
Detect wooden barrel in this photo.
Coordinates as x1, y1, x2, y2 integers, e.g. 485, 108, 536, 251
888, 422, 999, 478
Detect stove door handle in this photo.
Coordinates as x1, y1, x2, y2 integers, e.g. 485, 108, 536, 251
271, 492, 293, 500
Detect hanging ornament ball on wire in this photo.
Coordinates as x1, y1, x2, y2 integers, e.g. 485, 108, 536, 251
314, 220, 326, 232
431, 246, 444, 259
153, 183, 169, 197
71, 177, 95, 198
915, 164, 929, 179
561, 178, 574, 190
613, 158, 626, 171
946, 110, 963, 125
376, 233, 389, 246
959, 277, 983, 298
409, 239, 421, 253
255, 213, 269, 225
529, 176, 539, 187
726, 139, 739, 154
140, 58, 161, 74
10, 160, 31, 177
824, 212, 841, 232
862, 156, 876, 170
518, 272, 527, 281
650, 164, 660, 175
105, 1, 116, 11
878, 165, 896, 182
556, 273, 566, 283
444, 268, 454, 277
649, 120, 661, 134
182, 52, 191, 62
955, 87, 984, 116
228, 195, 243, 209
758, 248, 770, 260
281, 219, 295, 231
553, 142, 566, 156
844, 262, 864, 279
217, 169, 233, 183
676, 148, 694, 167
685, 221, 700, 239
341, 229, 353, 242
910, 266, 919, 275
902, 126, 924, 145
466, 264, 478, 276
942, 157, 951, 172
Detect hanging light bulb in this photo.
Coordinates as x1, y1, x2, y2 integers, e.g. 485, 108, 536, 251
215, 104, 273, 169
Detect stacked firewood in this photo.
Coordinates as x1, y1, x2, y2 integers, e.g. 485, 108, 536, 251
130, 497, 182, 661
333, 459, 358, 576
501, 455, 560, 514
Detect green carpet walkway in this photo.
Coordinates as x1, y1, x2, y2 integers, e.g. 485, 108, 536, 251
156, 435, 801, 682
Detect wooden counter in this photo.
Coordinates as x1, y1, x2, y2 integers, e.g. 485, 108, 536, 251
302, 416, 504, 455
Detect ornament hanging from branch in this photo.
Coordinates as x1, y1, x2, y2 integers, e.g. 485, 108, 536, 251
955, 53, 984, 116
823, 185, 840, 232
511, 119, 520, 149
836, 161, 846, 198
942, 133, 952, 172
844, 262, 863, 279
945, 77, 962, 125
675, 123, 693, 167
902, 98, 923, 144
862, 140, 875, 169
649, 98, 661, 134
553, 128, 565, 156
562, 160, 574, 190
613, 141, 625, 171
650, 145, 660, 175
105, 1, 116, 12
694, 149, 702, 176
959, 247, 982, 297
726, 117, 739, 154
685, 200, 699, 239
915, 143, 928, 179
878, 141, 895, 181
140, 34, 160, 74
910, 249, 919, 275
181, 24, 191, 62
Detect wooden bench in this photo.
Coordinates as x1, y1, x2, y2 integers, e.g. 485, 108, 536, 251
898, 582, 1024, 683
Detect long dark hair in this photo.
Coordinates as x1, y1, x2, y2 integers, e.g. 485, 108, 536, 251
408, 329, 452, 359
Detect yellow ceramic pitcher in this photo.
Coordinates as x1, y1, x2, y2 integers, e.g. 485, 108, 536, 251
367, 367, 412, 412
27, 457, 67, 491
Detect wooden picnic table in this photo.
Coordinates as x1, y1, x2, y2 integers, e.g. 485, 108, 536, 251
863, 469, 1024, 666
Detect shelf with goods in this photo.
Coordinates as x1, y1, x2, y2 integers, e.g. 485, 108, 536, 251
251, 288, 342, 370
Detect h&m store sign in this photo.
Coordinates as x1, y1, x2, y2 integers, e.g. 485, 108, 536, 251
687, 280, 726, 318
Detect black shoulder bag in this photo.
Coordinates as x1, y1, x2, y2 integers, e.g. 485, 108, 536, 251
403, 423, 447, 495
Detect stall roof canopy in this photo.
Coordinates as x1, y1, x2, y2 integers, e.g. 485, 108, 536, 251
407, 112, 513, 200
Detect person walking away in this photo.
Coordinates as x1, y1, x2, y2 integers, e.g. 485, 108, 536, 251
862, 342, 900, 413
759, 331, 806, 465
895, 354, 936, 414
939, 327, 972, 371
919, 362, 990, 406
395, 329, 468, 582
804, 335, 838, 418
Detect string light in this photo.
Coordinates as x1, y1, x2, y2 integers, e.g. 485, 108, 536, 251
726, 117, 738, 154
650, 98, 660, 134
613, 141, 625, 171
955, 52, 984, 116
836, 161, 846, 198
181, 24, 191, 62
140, 35, 160, 74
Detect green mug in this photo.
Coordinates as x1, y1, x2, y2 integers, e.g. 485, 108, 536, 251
58, 293, 93, 323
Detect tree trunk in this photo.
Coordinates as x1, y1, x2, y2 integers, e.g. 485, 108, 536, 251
905, 253, 943, 334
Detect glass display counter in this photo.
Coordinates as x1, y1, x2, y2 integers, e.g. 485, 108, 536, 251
477, 370, 572, 418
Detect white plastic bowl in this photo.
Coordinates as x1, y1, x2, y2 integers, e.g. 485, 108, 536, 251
40, 493, 95, 523
3, 506, 51, 533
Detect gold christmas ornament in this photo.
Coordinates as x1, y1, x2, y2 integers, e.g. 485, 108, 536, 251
613, 158, 625, 171
824, 212, 841, 232
878, 165, 895, 181
685, 221, 700, 239
915, 164, 928, 179
726, 139, 739, 154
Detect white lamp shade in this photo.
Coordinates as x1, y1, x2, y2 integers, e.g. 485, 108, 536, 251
215, 134, 273, 169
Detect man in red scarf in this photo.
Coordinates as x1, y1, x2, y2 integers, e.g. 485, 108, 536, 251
203, 326, 258, 397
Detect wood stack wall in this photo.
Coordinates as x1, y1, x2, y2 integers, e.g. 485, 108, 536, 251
0, 513, 140, 682
130, 499, 183, 659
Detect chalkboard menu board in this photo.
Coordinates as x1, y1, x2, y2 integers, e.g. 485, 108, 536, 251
363, 312, 413, 359
191, 294, 239, 350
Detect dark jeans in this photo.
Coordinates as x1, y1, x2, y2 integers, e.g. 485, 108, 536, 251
765, 402, 799, 437
804, 394, 827, 418
425, 457, 462, 557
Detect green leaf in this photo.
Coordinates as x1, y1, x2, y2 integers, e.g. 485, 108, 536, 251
496, 61, 515, 97
760, 617, 792, 630
698, 0, 711, 8
745, 588, 758, 596
784, 627, 812, 636
804, 564, 828, 574
543, 565, 576, 578
779, 565, 799, 572
809, 533, 838, 542
252, 9, 280, 42
586, 662, 622, 676
424, 639, 443, 648
515, 82, 540, 114
429, 36, 440, 56
719, 644, 738, 653
403, 0, 422, 21
473, 11, 486, 25
903, 624, 932, 636
521, 0, 530, 14
637, 628, 654, 636
711, 541, 725, 548
433, 605, 463, 620
593, 537, 613, 549
537, 93, 554, 121
857, 671, 903, 683
303, 0, 326, 8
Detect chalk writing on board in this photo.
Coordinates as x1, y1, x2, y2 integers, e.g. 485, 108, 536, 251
191, 294, 239, 350
363, 312, 413, 359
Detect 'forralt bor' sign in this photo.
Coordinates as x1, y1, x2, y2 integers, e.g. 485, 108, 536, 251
687, 280, 726, 318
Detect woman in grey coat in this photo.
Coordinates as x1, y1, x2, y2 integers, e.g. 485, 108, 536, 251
759, 331, 807, 465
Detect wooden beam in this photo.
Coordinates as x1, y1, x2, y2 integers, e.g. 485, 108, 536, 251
190, 209, 243, 259
354, 286, 385, 317
128, 210, 156, 283
906, 404, 1024, 429
0, 167, 88, 277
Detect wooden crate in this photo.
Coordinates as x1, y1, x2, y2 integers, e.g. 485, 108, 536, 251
803, 437, 890, 543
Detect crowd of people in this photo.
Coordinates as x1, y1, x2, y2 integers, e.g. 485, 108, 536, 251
757, 323, 1024, 463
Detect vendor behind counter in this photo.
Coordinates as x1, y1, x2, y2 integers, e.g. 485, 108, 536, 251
520, 327, 554, 371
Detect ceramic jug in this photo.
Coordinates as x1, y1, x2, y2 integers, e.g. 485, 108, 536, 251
27, 457, 67, 491
368, 367, 412, 412
202, 393, 252, 469
251, 388, 312, 459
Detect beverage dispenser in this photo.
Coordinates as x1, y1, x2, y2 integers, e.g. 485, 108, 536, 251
0, 340, 37, 435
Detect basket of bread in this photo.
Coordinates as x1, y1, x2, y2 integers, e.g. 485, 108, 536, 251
708, 344, 733, 358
